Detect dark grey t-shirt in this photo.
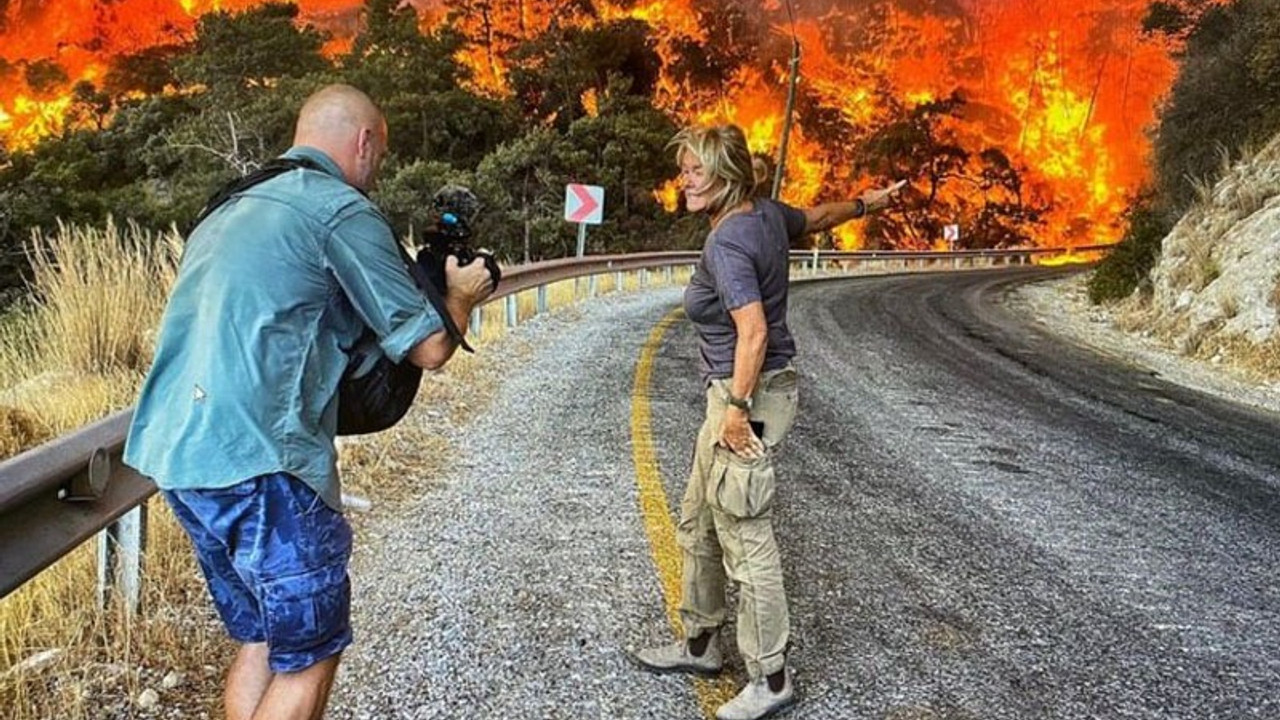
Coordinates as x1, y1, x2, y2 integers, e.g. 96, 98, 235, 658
683, 198, 807, 383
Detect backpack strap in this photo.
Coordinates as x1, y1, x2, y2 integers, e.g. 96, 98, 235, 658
191, 157, 472, 353
394, 231, 474, 354
189, 157, 326, 234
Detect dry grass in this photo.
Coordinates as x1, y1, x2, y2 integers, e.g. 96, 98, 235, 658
0, 220, 225, 719
1113, 293, 1155, 334
0, 507, 230, 719
21, 219, 179, 379
1193, 333, 1280, 380
0, 406, 50, 459
1168, 138, 1280, 298
0, 219, 180, 438
0, 226, 690, 718
1163, 237, 1220, 293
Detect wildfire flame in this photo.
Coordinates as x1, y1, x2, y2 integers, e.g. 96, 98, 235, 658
0, 0, 356, 146
1, 0, 1200, 250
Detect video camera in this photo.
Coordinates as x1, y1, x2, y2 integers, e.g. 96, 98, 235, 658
415, 184, 501, 294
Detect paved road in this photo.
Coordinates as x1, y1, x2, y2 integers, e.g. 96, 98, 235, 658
649, 268, 1280, 719
333, 269, 1280, 719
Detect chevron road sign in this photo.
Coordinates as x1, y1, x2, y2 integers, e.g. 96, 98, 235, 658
565, 183, 604, 225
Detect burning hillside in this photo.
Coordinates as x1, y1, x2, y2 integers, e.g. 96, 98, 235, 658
0, 0, 1194, 248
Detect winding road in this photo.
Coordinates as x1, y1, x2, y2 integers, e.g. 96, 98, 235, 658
332, 268, 1280, 719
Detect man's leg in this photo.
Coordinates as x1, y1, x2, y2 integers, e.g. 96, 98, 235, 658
247, 474, 352, 718
225, 643, 271, 720
162, 488, 274, 719
251, 653, 342, 720
165, 477, 352, 719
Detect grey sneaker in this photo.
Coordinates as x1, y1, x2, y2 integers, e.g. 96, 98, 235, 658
715, 669, 796, 720
631, 635, 723, 676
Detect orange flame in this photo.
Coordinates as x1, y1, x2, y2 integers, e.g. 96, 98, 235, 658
655, 178, 681, 213
0, 0, 1208, 250
1035, 250, 1105, 267
0, 0, 357, 148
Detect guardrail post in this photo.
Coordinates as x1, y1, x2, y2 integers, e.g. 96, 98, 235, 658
588, 275, 597, 298
615, 271, 624, 293
506, 294, 518, 328
810, 248, 819, 276
664, 266, 673, 284
536, 285, 548, 314
469, 307, 482, 340
97, 502, 147, 616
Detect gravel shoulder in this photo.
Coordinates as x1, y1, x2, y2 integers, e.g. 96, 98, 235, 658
328, 288, 692, 720
1006, 270, 1280, 417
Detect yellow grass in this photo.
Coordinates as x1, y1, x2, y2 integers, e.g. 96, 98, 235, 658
0, 224, 691, 718
0, 220, 226, 719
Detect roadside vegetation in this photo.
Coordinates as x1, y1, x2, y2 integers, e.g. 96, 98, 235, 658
1089, 0, 1280, 302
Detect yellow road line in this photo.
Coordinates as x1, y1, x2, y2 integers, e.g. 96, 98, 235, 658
630, 307, 738, 718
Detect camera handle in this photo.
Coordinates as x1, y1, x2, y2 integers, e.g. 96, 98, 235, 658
403, 245, 474, 354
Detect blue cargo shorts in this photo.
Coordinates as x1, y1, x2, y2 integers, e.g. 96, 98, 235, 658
164, 472, 353, 673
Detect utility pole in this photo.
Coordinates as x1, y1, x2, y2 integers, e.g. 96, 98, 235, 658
772, 0, 801, 200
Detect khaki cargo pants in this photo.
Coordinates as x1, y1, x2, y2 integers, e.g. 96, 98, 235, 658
677, 364, 799, 679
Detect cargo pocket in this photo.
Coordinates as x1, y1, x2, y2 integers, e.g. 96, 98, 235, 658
260, 563, 351, 671
707, 446, 777, 519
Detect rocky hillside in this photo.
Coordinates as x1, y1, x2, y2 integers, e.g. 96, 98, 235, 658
1118, 131, 1280, 377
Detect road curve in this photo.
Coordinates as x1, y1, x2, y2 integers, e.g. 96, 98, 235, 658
329, 269, 1280, 720
647, 267, 1280, 719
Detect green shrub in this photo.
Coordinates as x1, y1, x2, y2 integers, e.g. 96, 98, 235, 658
1088, 200, 1171, 304
1153, 0, 1280, 210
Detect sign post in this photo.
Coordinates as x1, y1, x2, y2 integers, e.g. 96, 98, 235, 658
565, 183, 604, 257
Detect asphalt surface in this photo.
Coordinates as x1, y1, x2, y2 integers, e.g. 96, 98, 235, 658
333, 268, 1280, 719
660, 267, 1279, 719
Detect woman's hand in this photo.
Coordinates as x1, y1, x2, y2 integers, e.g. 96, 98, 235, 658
719, 406, 766, 460
860, 179, 907, 213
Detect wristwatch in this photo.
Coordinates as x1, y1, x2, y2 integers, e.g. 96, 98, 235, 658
726, 392, 752, 411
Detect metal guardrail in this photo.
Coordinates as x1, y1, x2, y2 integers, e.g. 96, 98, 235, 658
0, 245, 1109, 606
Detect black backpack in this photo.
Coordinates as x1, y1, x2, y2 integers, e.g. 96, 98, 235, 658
193, 157, 470, 436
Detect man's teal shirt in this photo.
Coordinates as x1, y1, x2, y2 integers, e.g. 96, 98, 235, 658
124, 147, 441, 510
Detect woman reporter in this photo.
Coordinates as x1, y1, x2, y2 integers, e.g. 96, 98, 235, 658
633, 124, 902, 720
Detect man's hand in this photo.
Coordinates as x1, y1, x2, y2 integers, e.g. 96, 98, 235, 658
444, 254, 497, 305
719, 406, 765, 460
860, 179, 907, 213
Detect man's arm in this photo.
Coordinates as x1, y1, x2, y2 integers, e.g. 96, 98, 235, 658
405, 255, 495, 370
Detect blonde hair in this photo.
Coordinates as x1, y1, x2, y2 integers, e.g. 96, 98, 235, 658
670, 124, 758, 215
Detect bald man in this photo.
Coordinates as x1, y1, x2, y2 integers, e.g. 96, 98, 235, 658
124, 84, 495, 720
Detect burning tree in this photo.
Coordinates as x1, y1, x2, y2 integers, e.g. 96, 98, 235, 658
0, 0, 1222, 273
